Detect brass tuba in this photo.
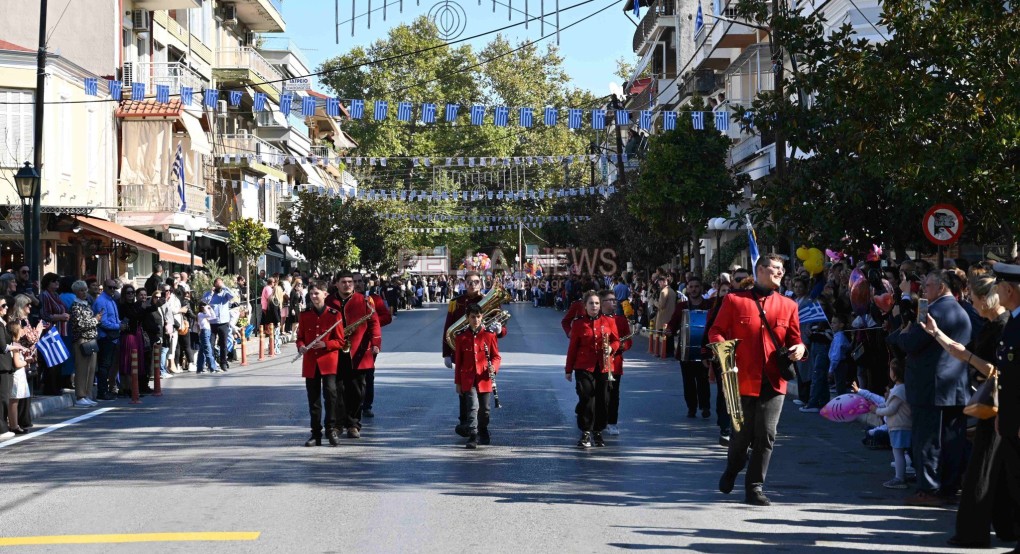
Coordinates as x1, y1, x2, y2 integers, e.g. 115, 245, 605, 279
444, 279, 512, 350
706, 339, 744, 433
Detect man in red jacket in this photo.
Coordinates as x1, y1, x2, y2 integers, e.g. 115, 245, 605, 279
600, 289, 632, 436
327, 272, 382, 439
708, 254, 806, 506
560, 283, 597, 337
355, 272, 391, 419
453, 304, 501, 449
297, 281, 345, 447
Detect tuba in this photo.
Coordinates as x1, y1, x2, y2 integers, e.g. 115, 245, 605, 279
444, 280, 512, 350
706, 339, 744, 433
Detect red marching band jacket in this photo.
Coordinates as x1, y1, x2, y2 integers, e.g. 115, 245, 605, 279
560, 300, 585, 336
566, 314, 620, 375
610, 313, 632, 376
370, 293, 393, 327
325, 292, 382, 370
441, 294, 508, 358
453, 327, 501, 393
707, 289, 803, 396
296, 307, 345, 379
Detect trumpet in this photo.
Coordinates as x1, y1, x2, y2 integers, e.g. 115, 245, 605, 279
601, 333, 616, 382
341, 298, 376, 353
706, 339, 743, 432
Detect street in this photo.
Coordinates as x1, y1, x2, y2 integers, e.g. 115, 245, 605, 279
0, 302, 989, 552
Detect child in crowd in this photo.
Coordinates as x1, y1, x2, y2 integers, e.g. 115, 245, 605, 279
6, 320, 29, 434
195, 302, 219, 373
828, 314, 853, 395
855, 358, 913, 489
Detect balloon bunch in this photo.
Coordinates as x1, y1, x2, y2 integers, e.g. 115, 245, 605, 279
525, 259, 543, 278
796, 246, 826, 276
463, 253, 491, 272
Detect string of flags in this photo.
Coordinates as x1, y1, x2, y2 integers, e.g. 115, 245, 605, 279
219, 152, 614, 167
408, 223, 552, 233
209, 179, 617, 201
84, 77, 745, 132
380, 214, 592, 222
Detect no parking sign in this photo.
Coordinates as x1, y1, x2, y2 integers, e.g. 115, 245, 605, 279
922, 204, 964, 246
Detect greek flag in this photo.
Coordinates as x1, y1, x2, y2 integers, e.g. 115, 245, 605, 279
747, 215, 760, 276
715, 110, 729, 130
326, 97, 340, 117
695, 3, 704, 35
445, 103, 459, 121
173, 141, 187, 212
799, 300, 828, 325
616, 110, 630, 125
180, 86, 193, 106
302, 96, 317, 116
592, 109, 606, 130
204, 88, 218, 108
131, 82, 145, 99
230, 90, 243, 107
349, 99, 364, 119
84, 77, 98, 96
374, 100, 388, 120
254, 92, 267, 112
692, 111, 705, 130
544, 107, 558, 126
568, 109, 582, 129
633, 0, 640, 16
519, 107, 533, 128
37, 327, 70, 368
109, 80, 123, 100
421, 102, 436, 123
639, 110, 652, 130
494, 106, 509, 127
280, 93, 293, 116
397, 101, 412, 121
470, 104, 485, 125
156, 84, 170, 104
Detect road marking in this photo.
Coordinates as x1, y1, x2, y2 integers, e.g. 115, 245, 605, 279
0, 532, 261, 546
0, 407, 117, 449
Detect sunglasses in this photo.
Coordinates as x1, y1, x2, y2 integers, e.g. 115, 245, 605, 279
468, 280, 481, 284
0, 304, 7, 309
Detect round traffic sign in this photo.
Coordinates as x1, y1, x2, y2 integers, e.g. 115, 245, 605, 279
922, 204, 964, 246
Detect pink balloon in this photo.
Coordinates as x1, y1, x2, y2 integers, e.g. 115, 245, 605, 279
820, 394, 874, 422
850, 279, 873, 316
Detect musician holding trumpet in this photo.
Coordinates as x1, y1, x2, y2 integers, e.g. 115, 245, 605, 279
326, 273, 382, 440
296, 281, 346, 447
566, 291, 620, 448
708, 255, 806, 506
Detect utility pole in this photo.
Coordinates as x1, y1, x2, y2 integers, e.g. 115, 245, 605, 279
610, 97, 628, 187
771, 0, 785, 187
30, 0, 48, 284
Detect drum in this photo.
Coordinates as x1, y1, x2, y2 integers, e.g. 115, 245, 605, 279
679, 310, 708, 361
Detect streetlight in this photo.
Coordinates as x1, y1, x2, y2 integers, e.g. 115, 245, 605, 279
14, 162, 39, 276
278, 234, 291, 274
707, 217, 739, 280
183, 216, 206, 275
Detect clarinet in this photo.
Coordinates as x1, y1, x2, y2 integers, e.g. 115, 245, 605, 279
484, 342, 501, 408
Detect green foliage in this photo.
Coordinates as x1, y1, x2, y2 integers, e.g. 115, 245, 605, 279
191, 259, 237, 301
226, 218, 271, 264
704, 233, 749, 287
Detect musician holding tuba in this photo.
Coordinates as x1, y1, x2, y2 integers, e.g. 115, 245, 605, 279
566, 291, 620, 448
326, 272, 382, 440
442, 271, 508, 368
708, 255, 806, 506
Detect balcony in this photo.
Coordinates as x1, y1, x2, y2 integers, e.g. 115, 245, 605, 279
134, 0, 200, 9
710, 10, 759, 50
310, 145, 335, 162
214, 47, 283, 101
632, 4, 678, 53
119, 181, 209, 219
152, 11, 213, 65
693, 23, 736, 70
125, 62, 208, 94
258, 37, 312, 76
217, 133, 287, 178
233, 0, 286, 33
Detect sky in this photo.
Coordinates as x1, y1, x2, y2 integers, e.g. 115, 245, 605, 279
278, 0, 636, 95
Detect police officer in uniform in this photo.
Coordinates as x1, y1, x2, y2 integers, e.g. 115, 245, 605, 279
992, 263, 1020, 551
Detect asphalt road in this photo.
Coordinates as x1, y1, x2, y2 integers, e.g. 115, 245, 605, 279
0, 302, 1008, 552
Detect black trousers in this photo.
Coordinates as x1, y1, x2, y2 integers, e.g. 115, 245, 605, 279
664, 334, 675, 357
912, 404, 969, 494
305, 370, 338, 436
680, 361, 711, 414
0, 372, 11, 434
608, 373, 623, 425
574, 370, 609, 433
955, 418, 1017, 543
724, 386, 784, 492
712, 365, 731, 435
363, 368, 375, 410
213, 323, 231, 368
459, 387, 491, 434
336, 353, 367, 429
1000, 435, 1020, 543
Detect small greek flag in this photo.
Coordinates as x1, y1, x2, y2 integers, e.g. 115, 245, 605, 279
470, 105, 485, 125
747, 215, 760, 276
131, 82, 145, 99
397, 101, 412, 121
172, 141, 186, 212
84, 77, 98, 96
715, 110, 729, 130
568, 109, 582, 129
695, 3, 704, 35
37, 326, 70, 368
616, 110, 630, 125
156, 84, 170, 104
204, 88, 218, 108
639, 110, 652, 130
230, 90, 243, 107
592, 109, 606, 130
421, 102, 436, 123
663, 111, 677, 130
180, 86, 193, 106
543, 107, 558, 126
254, 92, 267, 112
445, 103, 459, 121
494, 106, 509, 127
519, 107, 533, 128
799, 300, 829, 325
374, 100, 388, 120
302, 96, 317, 117
280, 93, 293, 116
326, 97, 340, 117
109, 80, 123, 100
349, 99, 364, 119
692, 111, 705, 130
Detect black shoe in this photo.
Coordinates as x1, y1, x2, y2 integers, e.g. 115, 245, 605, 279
687, 410, 696, 418
577, 432, 592, 448
745, 488, 771, 506
466, 435, 478, 449
304, 435, 322, 447
327, 429, 340, 447
221, 363, 229, 371
455, 424, 470, 438
719, 434, 731, 447
946, 536, 989, 549
478, 431, 491, 445
363, 408, 375, 418
593, 432, 606, 447
719, 471, 737, 494
702, 410, 711, 419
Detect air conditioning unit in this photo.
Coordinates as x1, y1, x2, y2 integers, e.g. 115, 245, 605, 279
222, 5, 237, 23
122, 61, 134, 85
218, 100, 228, 113
131, 10, 150, 32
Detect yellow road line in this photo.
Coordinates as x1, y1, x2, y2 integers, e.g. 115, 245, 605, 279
0, 532, 261, 546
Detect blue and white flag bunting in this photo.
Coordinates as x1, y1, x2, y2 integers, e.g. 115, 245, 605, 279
84, 77, 98, 96
156, 84, 170, 104
280, 93, 293, 116
131, 82, 145, 100
715, 110, 729, 130
205, 88, 218, 109
326, 97, 340, 117
663, 111, 677, 130
230, 90, 243, 107
616, 110, 630, 125
470, 104, 485, 125
445, 103, 459, 121
349, 98, 364, 119
302, 96, 316, 117
543, 107, 557, 126
639, 110, 652, 130
692, 111, 705, 130
398, 101, 412, 121
568, 109, 582, 129
254, 92, 267, 112
421, 102, 436, 123
374, 100, 388, 120
592, 109, 605, 130
109, 80, 122, 101
494, 106, 509, 127
519, 107, 533, 128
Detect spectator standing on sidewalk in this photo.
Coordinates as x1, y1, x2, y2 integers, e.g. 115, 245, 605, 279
69, 281, 100, 407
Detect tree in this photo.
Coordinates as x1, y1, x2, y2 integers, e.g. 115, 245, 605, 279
227, 218, 270, 302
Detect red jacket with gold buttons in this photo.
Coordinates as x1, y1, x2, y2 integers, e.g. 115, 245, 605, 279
453, 327, 501, 393
296, 307, 345, 378
566, 314, 620, 374
326, 292, 382, 370
609, 313, 632, 376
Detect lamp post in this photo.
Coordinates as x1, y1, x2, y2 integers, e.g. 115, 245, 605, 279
183, 216, 206, 275
278, 233, 291, 273
14, 162, 40, 276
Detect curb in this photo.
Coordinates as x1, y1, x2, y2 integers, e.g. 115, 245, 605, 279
28, 392, 77, 420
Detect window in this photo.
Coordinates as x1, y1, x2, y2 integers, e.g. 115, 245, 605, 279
0, 88, 34, 168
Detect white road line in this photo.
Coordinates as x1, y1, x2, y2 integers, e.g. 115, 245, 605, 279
0, 407, 117, 449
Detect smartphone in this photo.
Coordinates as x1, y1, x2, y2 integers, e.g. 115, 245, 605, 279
917, 298, 929, 325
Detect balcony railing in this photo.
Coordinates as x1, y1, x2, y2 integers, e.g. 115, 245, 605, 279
119, 181, 209, 218
632, 2, 678, 52
215, 47, 282, 94
127, 62, 208, 94
258, 36, 311, 71
218, 133, 284, 165
310, 145, 334, 161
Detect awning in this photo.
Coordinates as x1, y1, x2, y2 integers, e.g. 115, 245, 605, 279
78, 215, 203, 266
298, 162, 327, 189
334, 129, 358, 149
181, 111, 212, 155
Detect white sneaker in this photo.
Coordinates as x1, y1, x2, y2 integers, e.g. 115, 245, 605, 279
85, 398, 98, 406
606, 424, 620, 436
74, 399, 92, 408
793, 399, 805, 406
0, 431, 14, 439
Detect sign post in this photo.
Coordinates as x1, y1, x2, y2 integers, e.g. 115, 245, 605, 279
922, 203, 964, 269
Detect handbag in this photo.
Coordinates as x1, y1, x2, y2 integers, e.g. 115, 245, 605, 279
178, 318, 190, 336
752, 291, 798, 382
963, 370, 998, 420
851, 343, 865, 361
79, 339, 99, 356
